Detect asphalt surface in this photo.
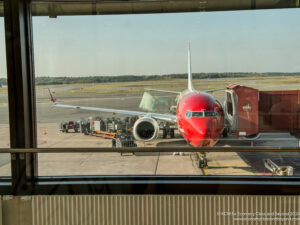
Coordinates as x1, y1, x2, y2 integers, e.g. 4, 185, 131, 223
238, 133, 300, 175
0, 82, 299, 176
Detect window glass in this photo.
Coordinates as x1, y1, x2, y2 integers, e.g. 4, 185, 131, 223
192, 111, 204, 117
0, 2, 11, 176
185, 111, 192, 118
203, 111, 217, 117
32, 8, 300, 176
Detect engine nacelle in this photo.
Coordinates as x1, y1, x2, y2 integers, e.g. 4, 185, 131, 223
133, 117, 159, 141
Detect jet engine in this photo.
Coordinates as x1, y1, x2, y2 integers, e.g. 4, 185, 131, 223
132, 117, 159, 141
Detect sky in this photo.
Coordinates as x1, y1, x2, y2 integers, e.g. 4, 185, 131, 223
1, 8, 300, 77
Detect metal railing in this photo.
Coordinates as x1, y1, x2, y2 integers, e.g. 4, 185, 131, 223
1, 146, 300, 153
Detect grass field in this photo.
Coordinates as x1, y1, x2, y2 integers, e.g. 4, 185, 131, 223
1, 75, 299, 97
33, 75, 300, 96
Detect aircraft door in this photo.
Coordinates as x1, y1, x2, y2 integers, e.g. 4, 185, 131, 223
224, 90, 238, 134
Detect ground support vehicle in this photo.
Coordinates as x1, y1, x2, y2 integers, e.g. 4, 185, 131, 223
60, 121, 80, 133
112, 133, 137, 156
82, 120, 92, 135
93, 130, 115, 139
159, 122, 177, 139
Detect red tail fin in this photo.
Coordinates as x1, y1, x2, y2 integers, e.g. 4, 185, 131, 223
48, 88, 56, 103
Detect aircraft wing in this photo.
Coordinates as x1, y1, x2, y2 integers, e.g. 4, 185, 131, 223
204, 88, 226, 93
144, 88, 181, 94
53, 102, 177, 123
145, 88, 225, 94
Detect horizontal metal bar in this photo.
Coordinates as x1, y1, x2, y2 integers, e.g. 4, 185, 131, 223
3, 174, 300, 195
30, 175, 300, 195
1, 0, 300, 17
0, 146, 300, 153
35, 175, 300, 182
0, 175, 298, 195
4, 175, 300, 195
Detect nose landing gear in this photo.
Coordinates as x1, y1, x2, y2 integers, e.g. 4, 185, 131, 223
196, 152, 208, 169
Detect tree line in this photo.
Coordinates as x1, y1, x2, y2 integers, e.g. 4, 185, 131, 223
0, 72, 299, 86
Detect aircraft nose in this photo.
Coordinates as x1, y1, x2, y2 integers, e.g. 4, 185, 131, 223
195, 127, 212, 145
197, 127, 211, 136
189, 118, 217, 147
191, 118, 213, 135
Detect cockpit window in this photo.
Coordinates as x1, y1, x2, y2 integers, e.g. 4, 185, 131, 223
185, 111, 192, 118
187, 111, 219, 118
204, 111, 219, 117
192, 111, 204, 117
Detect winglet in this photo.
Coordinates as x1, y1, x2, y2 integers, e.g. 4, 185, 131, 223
188, 41, 194, 91
48, 88, 56, 103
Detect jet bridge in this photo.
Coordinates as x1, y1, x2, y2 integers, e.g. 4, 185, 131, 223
224, 84, 300, 138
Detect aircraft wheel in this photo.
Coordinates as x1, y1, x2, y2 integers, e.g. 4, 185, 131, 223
222, 128, 228, 137
198, 157, 208, 168
162, 129, 167, 139
203, 158, 208, 167
170, 129, 175, 138
112, 139, 116, 148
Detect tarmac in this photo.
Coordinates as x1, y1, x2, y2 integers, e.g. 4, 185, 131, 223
0, 83, 299, 176
0, 123, 203, 176
0, 122, 299, 176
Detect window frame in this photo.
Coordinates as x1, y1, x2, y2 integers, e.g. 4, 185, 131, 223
2, 0, 300, 195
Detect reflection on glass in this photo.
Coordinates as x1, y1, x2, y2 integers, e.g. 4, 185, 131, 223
37, 151, 299, 176
32, 9, 300, 175
0, 12, 11, 176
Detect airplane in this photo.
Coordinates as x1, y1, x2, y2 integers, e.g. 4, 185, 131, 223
49, 44, 224, 147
